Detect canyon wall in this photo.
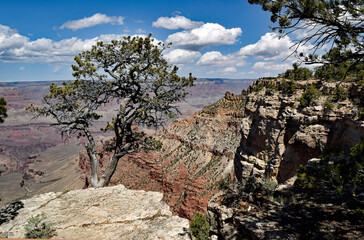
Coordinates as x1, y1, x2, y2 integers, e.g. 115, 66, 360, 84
234, 79, 364, 184
78, 94, 245, 219
78, 78, 364, 222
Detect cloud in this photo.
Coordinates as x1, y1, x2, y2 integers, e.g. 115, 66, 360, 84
164, 49, 201, 64
19, 66, 25, 71
196, 51, 246, 68
0, 24, 128, 63
0, 25, 28, 50
252, 61, 291, 71
221, 67, 237, 73
136, 28, 146, 34
166, 23, 242, 51
239, 32, 296, 60
60, 13, 124, 31
0, 25, 163, 65
153, 16, 203, 30
208, 66, 237, 75
197, 51, 231, 66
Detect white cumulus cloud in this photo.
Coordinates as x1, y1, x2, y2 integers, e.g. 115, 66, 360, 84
153, 16, 203, 30
197, 51, 231, 66
252, 61, 291, 71
60, 13, 124, 31
166, 23, 242, 51
0, 25, 28, 50
196, 51, 246, 68
0, 24, 129, 63
164, 49, 201, 64
239, 32, 294, 60
222, 67, 237, 73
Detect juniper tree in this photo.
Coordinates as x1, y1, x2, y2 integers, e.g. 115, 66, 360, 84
28, 34, 195, 187
248, 0, 364, 67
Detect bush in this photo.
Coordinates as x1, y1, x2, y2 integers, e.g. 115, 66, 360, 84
190, 212, 210, 240
278, 79, 296, 95
264, 82, 277, 96
262, 179, 278, 196
324, 98, 334, 112
295, 140, 364, 201
279, 63, 312, 80
253, 82, 264, 92
334, 86, 349, 101
24, 212, 55, 239
298, 85, 321, 107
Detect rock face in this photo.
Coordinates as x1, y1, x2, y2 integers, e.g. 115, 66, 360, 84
234, 79, 364, 184
78, 100, 243, 220
206, 78, 364, 239
0, 185, 190, 240
77, 93, 245, 220
156, 107, 241, 219
77, 78, 363, 226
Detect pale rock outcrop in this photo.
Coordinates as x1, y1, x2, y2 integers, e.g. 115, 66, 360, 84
234, 79, 364, 184
0, 185, 190, 240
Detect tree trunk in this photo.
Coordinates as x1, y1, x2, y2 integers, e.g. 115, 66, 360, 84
100, 154, 121, 187
85, 142, 102, 188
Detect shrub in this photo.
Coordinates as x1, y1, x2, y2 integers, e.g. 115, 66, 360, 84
253, 82, 264, 92
334, 86, 349, 101
324, 98, 334, 112
264, 82, 277, 96
190, 212, 210, 240
278, 79, 296, 95
298, 85, 321, 107
24, 212, 55, 239
295, 140, 364, 201
262, 179, 278, 196
279, 63, 313, 80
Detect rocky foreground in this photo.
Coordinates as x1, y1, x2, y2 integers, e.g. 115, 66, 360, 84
0, 185, 190, 240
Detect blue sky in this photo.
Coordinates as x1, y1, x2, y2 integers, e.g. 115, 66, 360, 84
0, 0, 306, 82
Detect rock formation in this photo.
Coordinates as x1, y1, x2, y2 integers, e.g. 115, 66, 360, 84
206, 78, 364, 239
0, 185, 190, 240
233, 78, 364, 184
78, 96, 244, 220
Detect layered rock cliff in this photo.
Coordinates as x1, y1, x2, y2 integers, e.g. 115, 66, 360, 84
233, 78, 364, 184
78, 95, 245, 219
78, 78, 364, 229
207, 78, 364, 239
0, 185, 190, 240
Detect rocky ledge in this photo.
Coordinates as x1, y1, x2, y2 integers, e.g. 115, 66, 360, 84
0, 185, 190, 240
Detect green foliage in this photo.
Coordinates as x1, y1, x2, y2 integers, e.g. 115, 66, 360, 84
0, 97, 7, 123
298, 85, 321, 107
265, 82, 278, 96
248, 0, 364, 66
190, 212, 210, 240
279, 63, 313, 80
262, 178, 278, 196
334, 86, 349, 101
253, 82, 264, 92
324, 98, 334, 112
24, 213, 55, 239
314, 60, 364, 83
295, 140, 364, 202
278, 79, 296, 95
28, 34, 195, 187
